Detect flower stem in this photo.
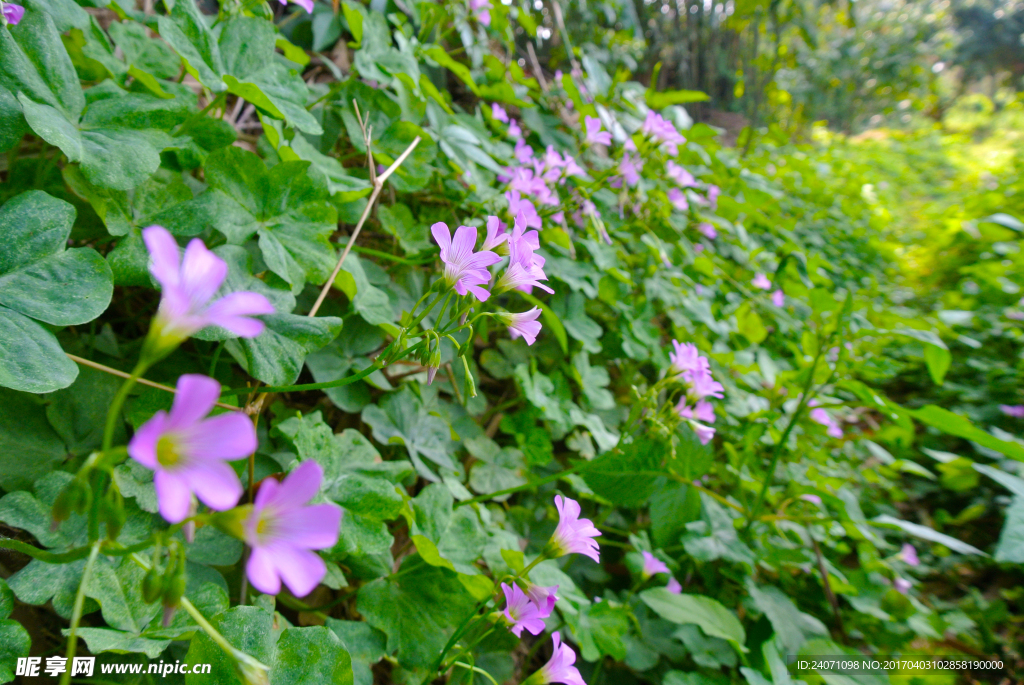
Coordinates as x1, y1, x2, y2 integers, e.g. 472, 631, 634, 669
452, 662, 500, 685
59, 541, 102, 685
101, 360, 149, 454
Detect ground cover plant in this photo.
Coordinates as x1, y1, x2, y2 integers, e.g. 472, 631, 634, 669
0, 0, 1022, 684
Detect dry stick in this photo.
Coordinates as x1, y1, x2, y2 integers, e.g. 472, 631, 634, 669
66, 354, 240, 411
526, 41, 549, 91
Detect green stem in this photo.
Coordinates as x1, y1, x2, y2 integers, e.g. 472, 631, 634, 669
59, 541, 102, 685
420, 600, 489, 685
452, 662, 500, 685
102, 360, 148, 453
0, 539, 93, 563
220, 361, 381, 396
350, 245, 435, 265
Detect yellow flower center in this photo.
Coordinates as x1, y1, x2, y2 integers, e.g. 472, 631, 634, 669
156, 436, 180, 468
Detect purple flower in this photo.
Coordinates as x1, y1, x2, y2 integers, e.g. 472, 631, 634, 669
999, 405, 1024, 418
687, 367, 724, 400
618, 153, 642, 187
641, 551, 670, 579
667, 161, 696, 187
506, 190, 542, 229
545, 495, 601, 562
431, 223, 502, 301
278, 0, 313, 12
584, 116, 612, 146
689, 421, 715, 445
245, 461, 341, 597
128, 375, 253, 524
491, 103, 509, 123
469, 0, 491, 24
698, 222, 717, 239
143, 226, 274, 349
751, 273, 772, 290
495, 221, 553, 294
809, 407, 843, 438
501, 582, 548, 637
523, 632, 586, 685
552, 211, 566, 225
481, 215, 509, 253
554, 70, 563, 82
508, 119, 522, 138
706, 185, 720, 209
668, 188, 688, 212
900, 543, 919, 567
677, 400, 715, 424
640, 111, 686, 155
2, 2, 24, 24
501, 307, 543, 345
800, 494, 822, 505
772, 290, 785, 307
666, 577, 682, 594
515, 139, 535, 164
526, 582, 559, 614
560, 155, 586, 179
894, 577, 912, 595
669, 340, 705, 375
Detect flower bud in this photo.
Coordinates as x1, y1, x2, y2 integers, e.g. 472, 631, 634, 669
142, 568, 163, 605
210, 505, 253, 541
100, 487, 126, 541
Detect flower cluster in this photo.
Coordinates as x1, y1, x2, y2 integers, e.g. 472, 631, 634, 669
543, 494, 602, 561
668, 340, 724, 444
500, 581, 557, 637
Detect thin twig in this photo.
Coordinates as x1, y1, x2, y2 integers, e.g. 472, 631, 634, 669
526, 42, 549, 91
307, 134, 422, 317
66, 354, 240, 411
810, 530, 847, 643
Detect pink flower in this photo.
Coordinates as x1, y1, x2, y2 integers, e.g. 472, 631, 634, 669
618, 153, 642, 186
526, 583, 559, 614
584, 116, 611, 146
492, 103, 509, 123
522, 632, 586, 685
515, 139, 534, 164
469, 0, 491, 24
689, 422, 715, 445
508, 119, 522, 138
495, 221, 553, 294
669, 340, 703, 375
2, 2, 24, 24
560, 154, 586, 179
640, 111, 686, 155
506, 190, 542, 229
244, 461, 341, 597
431, 223, 502, 301
668, 188, 688, 212
666, 577, 682, 594
667, 161, 696, 187
142, 226, 274, 348
697, 223, 717, 239
687, 367, 724, 400
278, 0, 313, 12
894, 577, 912, 595
552, 211, 566, 225
641, 551, 670, 579
800, 494, 822, 505
677, 400, 715, 424
1000, 405, 1024, 418
502, 307, 543, 345
900, 543, 919, 567
809, 407, 843, 438
706, 185, 720, 209
545, 495, 601, 562
501, 582, 548, 637
772, 290, 785, 307
751, 273, 772, 290
481, 215, 509, 253
128, 375, 253, 524
554, 70, 563, 82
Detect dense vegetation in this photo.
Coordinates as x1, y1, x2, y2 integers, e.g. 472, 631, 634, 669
0, 0, 1022, 684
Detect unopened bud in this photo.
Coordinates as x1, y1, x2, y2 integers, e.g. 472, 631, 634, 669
142, 568, 162, 604
100, 487, 126, 541
210, 505, 252, 541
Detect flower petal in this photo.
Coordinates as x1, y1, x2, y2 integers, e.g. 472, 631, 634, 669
166, 374, 221, 429
154, 470, 193, 523
269, 461, 323, 510
127, 411, 168, 469
178, 412, 257, 462
247, 546, 282, 595
204, 292, 275, 337
430, 223, 452, 256
276, 503, 342, 549
273, 545, 327, 598
187, 461, 243, 511
180, 238, 227, 312
142, 226, 181, 290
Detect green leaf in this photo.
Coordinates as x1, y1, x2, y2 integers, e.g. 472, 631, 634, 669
274, 410, 411, 521
736, 302, 768, 344
584, 437, 664, 507
640, 587, 747, 653
357, 554, 478, 670
409, 483, 487, 575
45, 365, 126, 456
335, 255, 396, 326
873, 515, 987, 556
746, 581, 828, 653
184, 606, 275, 685
274, 626, 354, 685
289, 135, 372, 202
361, 387, 457, 482
518, 290, 568, 354
67, 628, 169, 658
994, 496, 1024, 563
305, 317, 388, 412
201, 146, 338, 293
0, 10, 84, 124
909, 405, 1024, 462
645, 88, 711, 109
0, 596, 30, 684
683, 493, 754, 565
378, 203, 432, 254
0, 191, 112, 392
575, 601, 630, 662
325, 620, 387, 685
225, 313, 344, 387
